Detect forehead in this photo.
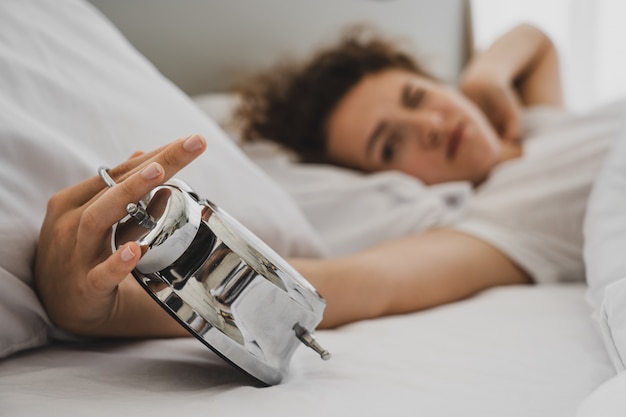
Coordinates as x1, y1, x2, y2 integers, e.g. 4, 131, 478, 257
326, 69, 428, 165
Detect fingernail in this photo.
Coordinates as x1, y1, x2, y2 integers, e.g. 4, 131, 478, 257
141, 162, 162, 180
183, 134, 205, 152
120, 245, 136, 262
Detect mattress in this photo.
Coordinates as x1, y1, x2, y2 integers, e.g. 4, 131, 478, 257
0, 284, 614, 417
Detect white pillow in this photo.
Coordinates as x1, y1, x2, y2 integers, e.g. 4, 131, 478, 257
192, 93, 242, 138
244, 141, 471, 256
583, 115, 626, 372
0, 0, 325, 358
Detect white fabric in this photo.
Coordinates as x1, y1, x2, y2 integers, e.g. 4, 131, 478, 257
193, 93, 242, 139
577, 371, 626, 417
454, 102, 626, 283
245, 141, 471, 255
584, 112, 626, 373
0, 284, 615, 417
0, 0, 325, 358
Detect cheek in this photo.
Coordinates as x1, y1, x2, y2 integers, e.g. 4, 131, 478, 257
452, 95, 501, 151
457, 97, 498, 137
396, 153, 442, 184
472, 120, 502, 161
326, 124, 360, 165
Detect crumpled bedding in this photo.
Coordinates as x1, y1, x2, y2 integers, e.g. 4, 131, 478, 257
243, 140, 471, 256
584, 118, 626, 372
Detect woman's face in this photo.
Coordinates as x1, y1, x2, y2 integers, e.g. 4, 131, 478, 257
325, 69, 503, 185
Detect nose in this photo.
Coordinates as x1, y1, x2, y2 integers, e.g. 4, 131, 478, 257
413, 111, 444, 149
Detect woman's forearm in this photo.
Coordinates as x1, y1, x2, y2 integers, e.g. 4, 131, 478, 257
101, 277, 190, 338
462, 24, 563, 106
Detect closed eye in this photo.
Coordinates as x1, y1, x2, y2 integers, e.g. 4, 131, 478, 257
401, 84, 425, 109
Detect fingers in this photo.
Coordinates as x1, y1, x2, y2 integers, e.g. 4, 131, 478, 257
62, 134, 205, 209
108, 134, 206, 188
77, 161, 166, 257
128, 150, 145, 159
106, 143, 171, 182
152, 134, 206, 182
477, 89, 520, 143
77, 134, 206, 257
57, 143, 170, 209
495, 98, 521, 142
492, 112, 520, 143
501, 118, 521, 142
83, 134, 206, 212
87, 242, 140, 295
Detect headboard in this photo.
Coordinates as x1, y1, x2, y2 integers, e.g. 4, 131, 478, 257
88, 0, 472, 96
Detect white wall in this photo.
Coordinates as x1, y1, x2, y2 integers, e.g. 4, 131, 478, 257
89, 0, 469, 95
472, 0, 626, 112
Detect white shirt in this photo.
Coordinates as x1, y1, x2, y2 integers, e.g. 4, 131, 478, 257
453, 101, 626, 283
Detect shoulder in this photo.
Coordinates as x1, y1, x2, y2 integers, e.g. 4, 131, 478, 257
520, 105, 574, 137
521, 99, 626, 139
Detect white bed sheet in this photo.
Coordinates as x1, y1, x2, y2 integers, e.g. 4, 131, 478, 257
0, 284, 614, 417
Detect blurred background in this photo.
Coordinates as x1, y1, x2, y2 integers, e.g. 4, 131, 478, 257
472, 0, 626, 112
88, 0, 624, 113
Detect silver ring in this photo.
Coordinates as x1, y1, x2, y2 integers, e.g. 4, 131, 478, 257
98, 166, 117, 189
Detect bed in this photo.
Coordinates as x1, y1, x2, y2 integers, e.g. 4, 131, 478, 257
1, 1, 625, 416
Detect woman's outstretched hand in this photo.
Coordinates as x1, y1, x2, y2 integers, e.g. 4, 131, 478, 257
34, 134, 207, 338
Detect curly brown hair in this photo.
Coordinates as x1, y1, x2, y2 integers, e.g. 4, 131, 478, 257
232, 27, 433, 163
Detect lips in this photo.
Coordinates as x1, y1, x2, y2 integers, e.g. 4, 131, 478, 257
446, 123, 464, 161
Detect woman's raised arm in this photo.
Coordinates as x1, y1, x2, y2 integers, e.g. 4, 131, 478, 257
460, 24, 564, 142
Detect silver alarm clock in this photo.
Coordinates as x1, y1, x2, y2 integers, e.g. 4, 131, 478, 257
99, 168, 330, 385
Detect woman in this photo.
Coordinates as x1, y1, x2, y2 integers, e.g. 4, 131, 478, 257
234, 24, 562, 185
234, 23, 599, 328
35, 24, 620, 334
